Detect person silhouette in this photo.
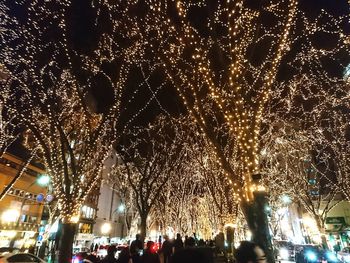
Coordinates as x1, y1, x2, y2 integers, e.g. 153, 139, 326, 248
234, 241, 266, 263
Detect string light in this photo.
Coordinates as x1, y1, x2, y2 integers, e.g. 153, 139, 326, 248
0, 66, 16, 157
0, 0, 154, 223
134, 0, 349, 203
109, 115, 194, 237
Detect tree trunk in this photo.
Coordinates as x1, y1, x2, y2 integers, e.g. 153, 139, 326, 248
226, 226, 235, 254
241, 192, 275, 263
58, 223, 76, 263
316, 219, 328, 249
140, 215, 147, 242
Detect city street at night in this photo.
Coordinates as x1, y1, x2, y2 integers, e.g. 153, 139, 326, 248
0, 0, 350, 263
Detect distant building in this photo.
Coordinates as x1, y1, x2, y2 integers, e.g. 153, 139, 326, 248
0, 153, 47, 249
324, 200, 350, 248
74, 184, 100, 250
93, 152, 127, 246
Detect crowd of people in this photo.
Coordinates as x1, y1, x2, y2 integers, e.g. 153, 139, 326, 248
79, 233, 267, 263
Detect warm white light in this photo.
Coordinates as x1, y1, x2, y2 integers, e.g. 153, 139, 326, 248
0, 230, 17, 238
1, 209, 19, 223
70, 215, 80, 224
101, 223, 112, 235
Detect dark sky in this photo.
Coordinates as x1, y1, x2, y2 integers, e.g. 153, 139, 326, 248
4, 0, 349, 158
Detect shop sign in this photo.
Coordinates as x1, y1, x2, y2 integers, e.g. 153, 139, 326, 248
326, 217, 346, 225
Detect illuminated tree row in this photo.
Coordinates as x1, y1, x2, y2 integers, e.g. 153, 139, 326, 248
0, 0, 155, 261
109, 115, 192, 240
121, 1, 349, 259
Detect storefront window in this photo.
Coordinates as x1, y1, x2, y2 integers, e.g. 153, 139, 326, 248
81, 205, 96, 219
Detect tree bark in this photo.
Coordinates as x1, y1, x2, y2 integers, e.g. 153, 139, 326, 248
58, 223, 76, 263
316, 219, 328, 249
226, 226, 235, 253
241, 192, 275, 263
140, 214, 147, 242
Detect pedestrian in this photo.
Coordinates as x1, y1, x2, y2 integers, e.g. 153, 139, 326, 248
160, 235, 172, 263
84, 254, 101, 263
333, 242, 341, 254
141, 241, 160, 263
130, 234, 143, 263
158, 235, 162, 249
198, 239, 205, 247
193, 233, 198, 245
101, 245, 117, 263
130, 234, 143, 255
117, 247, 132, 263
234, 241, 266, 263
184, 237, 195, 248
214, 232, 225, 255
173, 233, 183, 254
184, 235, 189, 247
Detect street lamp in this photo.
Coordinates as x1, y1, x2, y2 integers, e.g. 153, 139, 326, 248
118, 204, 125, 213
281, 194, 291, 205
37, 174, 50, 186
101, 223, 111, 235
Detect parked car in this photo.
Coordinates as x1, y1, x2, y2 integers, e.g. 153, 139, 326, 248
275, 240, 295, 262
295, 245, 341, 263
337, 247, 350, 263
0, 253, 46, 263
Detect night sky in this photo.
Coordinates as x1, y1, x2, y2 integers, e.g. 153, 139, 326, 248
4, 0, 349, 158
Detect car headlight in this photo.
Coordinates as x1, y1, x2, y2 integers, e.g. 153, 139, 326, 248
279, 248, 289, 259
326, 252, 338, 262
306, 251, 317, 261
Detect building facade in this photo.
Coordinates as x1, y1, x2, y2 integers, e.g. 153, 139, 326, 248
0, 153, 47, 249
92, 152, 127, 246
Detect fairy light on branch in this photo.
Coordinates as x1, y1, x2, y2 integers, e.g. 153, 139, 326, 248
137, 0, 349, 204
0, 0, 152, 224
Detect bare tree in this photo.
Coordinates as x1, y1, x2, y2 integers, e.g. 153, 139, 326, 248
0, 66, 16, 157
0, 1, 148, 261
0, 66, 36, 201
130, 2, 348, 260
154, 161, 203, 236
108, 168, 139, 238
261, 126, 340, 247
110, 116, 189, 240
192, 134, 239, 231
316, 111, 350, 201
